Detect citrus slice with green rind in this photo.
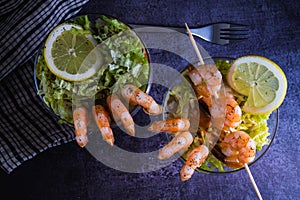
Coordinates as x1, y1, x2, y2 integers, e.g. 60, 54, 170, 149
44, 23, 101, 81
227, 55, 287, 114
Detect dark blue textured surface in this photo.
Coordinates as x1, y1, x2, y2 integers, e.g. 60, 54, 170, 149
1, 0, 299, 199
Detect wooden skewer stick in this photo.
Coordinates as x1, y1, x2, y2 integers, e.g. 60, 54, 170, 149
185, 23, 263, 200
185, 23, 204, 65
244, 164, 263, 200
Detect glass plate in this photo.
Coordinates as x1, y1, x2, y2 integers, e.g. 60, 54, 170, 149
162, 57, 278, 174
33, 13, 152, 127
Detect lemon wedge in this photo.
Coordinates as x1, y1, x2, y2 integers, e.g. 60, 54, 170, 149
44, 23, 100, 81
227, 55, 287, 114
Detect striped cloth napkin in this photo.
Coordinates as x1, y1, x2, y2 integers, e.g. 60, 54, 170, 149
0, 0, 89, 173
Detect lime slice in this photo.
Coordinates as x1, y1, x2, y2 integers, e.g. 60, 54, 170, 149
227, 55, 287, 114
44, 23, 101, 81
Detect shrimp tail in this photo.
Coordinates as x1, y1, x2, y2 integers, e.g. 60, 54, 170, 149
92, 105, 115, 146
73, 106, 88, 148
158, 131, 193, 160
100, 127, 114, 146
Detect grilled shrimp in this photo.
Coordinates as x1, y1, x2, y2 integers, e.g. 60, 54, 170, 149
107, 95, 135, 136
121, 84, 162, 115
180, 145, 209, 181
221, 131, 256, 168
188, 64, 222, 107
92, 105, 114, 146
158, 131, 194, 160
148, 118, 190, 133
73, 106, 88, 147
223, 97, 242, 130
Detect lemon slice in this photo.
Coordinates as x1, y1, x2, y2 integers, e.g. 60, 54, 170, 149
44, 23, 101, 81
227, 55, 287, 114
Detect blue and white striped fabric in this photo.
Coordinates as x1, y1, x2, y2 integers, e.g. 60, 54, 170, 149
0, 0, 89, 173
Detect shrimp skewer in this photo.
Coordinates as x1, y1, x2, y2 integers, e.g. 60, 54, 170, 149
179, 25, 223, 182
92, 105, 114, 146
158, 131, 194, 160
107, 95, 135, 136
148, 118, 190, 133
181, 26, 260, 196
221, 131, 256, 168
73, 106, 88, 147
185, 23, 222, 107
180, 145, 209, 181
121, 84, 162, 115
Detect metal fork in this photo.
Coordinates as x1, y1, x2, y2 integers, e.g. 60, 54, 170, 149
129, 22, 249, 45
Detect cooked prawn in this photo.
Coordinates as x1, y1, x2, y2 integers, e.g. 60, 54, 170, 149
147, 118, 190, 133
107, 95, 135, 136
158, 131, 194, 160
180, 145, 209, 181
223, 97, 242, 130
188, 64, 222, 107
121, 84, 162, 115
221, 131, 256, 168
92, 105, 114, 146
73, 106, 88, 147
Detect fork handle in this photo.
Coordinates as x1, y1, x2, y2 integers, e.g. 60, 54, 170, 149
128, 24, 186, 33
128, 24, 210, 42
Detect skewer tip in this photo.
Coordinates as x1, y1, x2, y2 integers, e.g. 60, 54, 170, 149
184, 22, 204, 65
244, 164, 263, 200
184, 23, 189, 30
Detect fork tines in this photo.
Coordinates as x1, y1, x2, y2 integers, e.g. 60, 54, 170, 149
220, 23, 249, 41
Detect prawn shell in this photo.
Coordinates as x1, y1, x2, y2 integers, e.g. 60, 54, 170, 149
187, 64, 223, 108
187, 66, 212, 107
221, 131, 256, 168
148, 118, 190, 133
195, 64, 222, 93
180, 145, 209, 181
107, 95, 135, 136
158, 131, 193, 160
223, 97, 242, 130
92, 105, 115, 146
73, 106, 88, 148
185, 145, 209, 167
121, 84, 162, 115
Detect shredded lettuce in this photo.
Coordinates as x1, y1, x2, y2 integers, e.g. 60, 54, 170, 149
73, 15, 91, 31
200, 154, 226, 172
36, 15, 149, 124
237, 112, 270, 150
214, 59, 231, 77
